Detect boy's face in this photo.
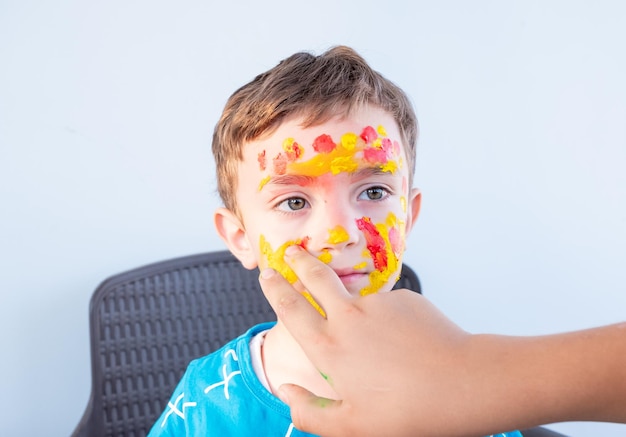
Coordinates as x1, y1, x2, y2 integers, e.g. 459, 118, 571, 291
215, 106, 421, 297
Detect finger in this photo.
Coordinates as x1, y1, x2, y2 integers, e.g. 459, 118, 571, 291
284, 245, 351, 313
259, 267, 328, 338
278, 384, 342, 436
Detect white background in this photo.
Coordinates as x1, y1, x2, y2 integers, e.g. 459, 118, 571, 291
1, 1, 625, 436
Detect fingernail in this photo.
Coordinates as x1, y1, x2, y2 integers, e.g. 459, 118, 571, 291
260, 268, 276, 279
285, 245, 301, 256
277, 385, 290, 404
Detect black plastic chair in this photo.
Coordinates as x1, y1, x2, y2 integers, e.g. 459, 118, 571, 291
71, 250, 565, 437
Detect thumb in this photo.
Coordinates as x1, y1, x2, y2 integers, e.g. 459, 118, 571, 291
278, 384, 342, 435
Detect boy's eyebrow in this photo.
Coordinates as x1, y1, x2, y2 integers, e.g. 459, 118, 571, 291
351, 166, 394, 179
261, 174, 317, 189
261, 166, 395, 191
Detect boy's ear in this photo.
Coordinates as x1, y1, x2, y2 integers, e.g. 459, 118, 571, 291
214, 207, 258, 270
405, 188, 422, 235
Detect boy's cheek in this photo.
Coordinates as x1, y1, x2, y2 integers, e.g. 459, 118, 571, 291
357, 212, 406, 296
258, 234, 312, 284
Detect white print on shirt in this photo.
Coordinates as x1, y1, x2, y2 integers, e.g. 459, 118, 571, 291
203, 348, 241, 400
284, 422, 294, 437
161, 393, 197, 427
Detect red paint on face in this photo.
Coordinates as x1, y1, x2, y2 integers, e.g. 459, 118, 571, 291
285, 141, 303, 161
388, 226, 402, 257
258, 150, 267, 171
360, 126, 378, 144
363, 147, 388, 164
297, 236, 311, 250
312, 134, 336, 153
356, 217, 388, 272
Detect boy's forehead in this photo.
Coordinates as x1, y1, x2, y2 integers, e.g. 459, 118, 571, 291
250, 108, 400, 149
242, 110, 406, 171
236, 126, 407, 201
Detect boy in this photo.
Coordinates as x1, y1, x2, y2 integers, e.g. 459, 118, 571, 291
149, 46, 521, 437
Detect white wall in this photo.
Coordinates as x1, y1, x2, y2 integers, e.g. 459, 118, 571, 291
1, 1, 624, 436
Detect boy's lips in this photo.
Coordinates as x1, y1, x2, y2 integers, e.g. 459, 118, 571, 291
333, 267, 369, 285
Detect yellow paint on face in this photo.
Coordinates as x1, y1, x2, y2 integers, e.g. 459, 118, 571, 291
380, 160, 398, 174
257, 125, 403, 191
260, 235, 300, 283
341, 132, 358, 150
258, 175, 271, 191
283, 137, 304, 160
260, 235, 326, 317
318, 249, 332, 264
400, 196, 407, 213
284, 126, 401, 178
327, 226, 349, 244
287, 144, 359, 176
353, 261, 367, 270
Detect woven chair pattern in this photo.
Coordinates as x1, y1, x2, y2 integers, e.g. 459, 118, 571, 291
72, 250, 420, 437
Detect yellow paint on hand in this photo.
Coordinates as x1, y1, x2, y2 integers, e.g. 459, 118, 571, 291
260, 235, 326, 317
260, 235, 299, 284
302, 291, 326, 318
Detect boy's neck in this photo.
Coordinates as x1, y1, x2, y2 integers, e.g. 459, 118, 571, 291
261, 320, 338, 400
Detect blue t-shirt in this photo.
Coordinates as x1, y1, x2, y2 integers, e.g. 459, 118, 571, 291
149, 322, 522, 437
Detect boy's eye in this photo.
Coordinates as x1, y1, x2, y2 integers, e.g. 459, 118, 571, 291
359, 186, 389, 201
278, 197, 308, 211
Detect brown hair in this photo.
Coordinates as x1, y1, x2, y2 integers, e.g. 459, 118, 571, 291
212, 46, 418, 213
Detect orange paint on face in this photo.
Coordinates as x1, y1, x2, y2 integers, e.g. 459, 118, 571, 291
283, 137, 304, 161
260, 235, 325, 316
273, 153, 288, 175
284, 126, 401, 178
258, 150, 267, 171
257, 125, 402, 191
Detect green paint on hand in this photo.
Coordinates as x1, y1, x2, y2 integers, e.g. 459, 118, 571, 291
319, 371, 334, 387
316, 398, 332, 408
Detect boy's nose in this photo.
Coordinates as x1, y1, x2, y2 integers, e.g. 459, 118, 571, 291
313, 202, 361, 252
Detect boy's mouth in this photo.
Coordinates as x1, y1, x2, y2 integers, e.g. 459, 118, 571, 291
333, 268, 369, 287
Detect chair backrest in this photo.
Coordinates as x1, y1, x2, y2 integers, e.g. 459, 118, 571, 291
72, 250, 421, 437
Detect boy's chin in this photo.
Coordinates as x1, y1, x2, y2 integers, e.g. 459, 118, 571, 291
342, 278, 394, 296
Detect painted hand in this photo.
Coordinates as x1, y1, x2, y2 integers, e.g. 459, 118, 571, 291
258, 245, 473, 437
